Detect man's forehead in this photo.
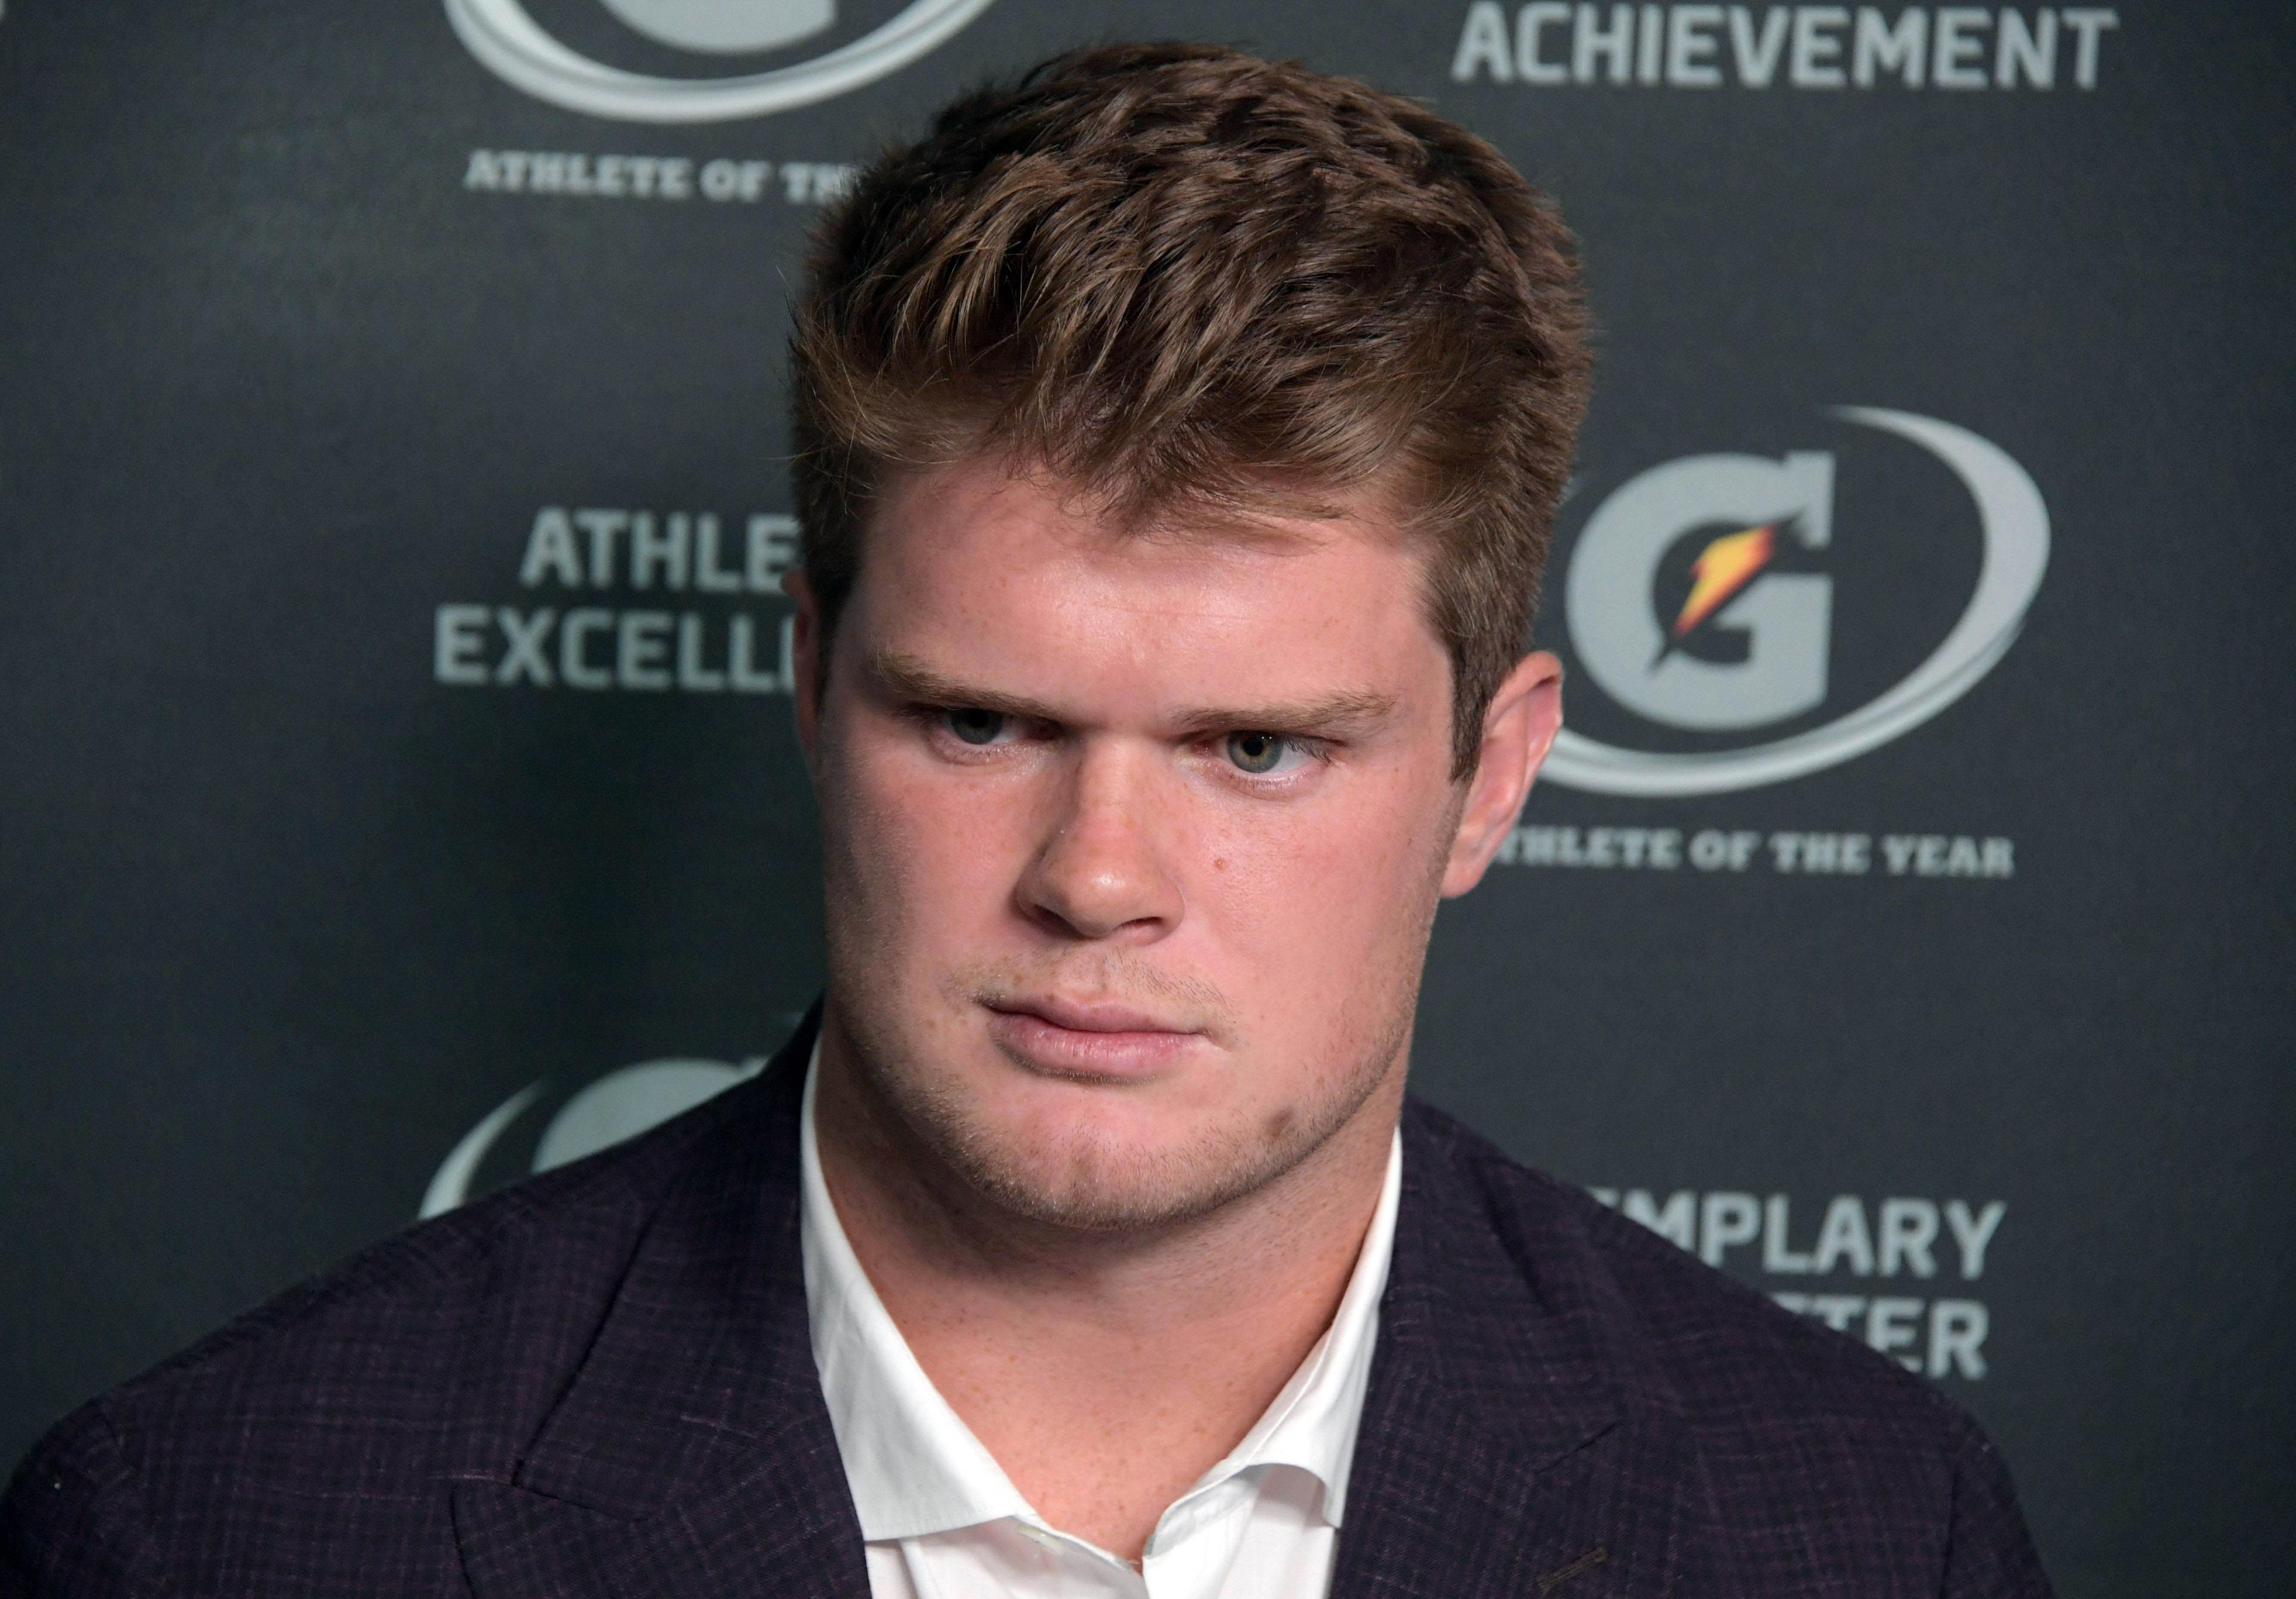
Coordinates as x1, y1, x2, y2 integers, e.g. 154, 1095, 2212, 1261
863, 461, 1423, 610
863, 490, 1423, 639
840, 457, 1451, 710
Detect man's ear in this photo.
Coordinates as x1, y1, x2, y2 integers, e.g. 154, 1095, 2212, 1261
784, 568, 825, 770
1442, 650, 1564, 898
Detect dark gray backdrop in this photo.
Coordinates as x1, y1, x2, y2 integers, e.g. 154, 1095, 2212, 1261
4, 2, 2290, 1592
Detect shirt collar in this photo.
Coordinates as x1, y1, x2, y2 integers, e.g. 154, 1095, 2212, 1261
799, 1039, 1403, 1542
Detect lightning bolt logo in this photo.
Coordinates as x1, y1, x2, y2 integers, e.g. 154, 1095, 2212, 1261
1656, 523, 1779, 663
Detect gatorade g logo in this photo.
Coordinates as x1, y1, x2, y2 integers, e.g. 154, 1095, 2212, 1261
1546, 408, 2049, 796
444, 0, 998, 123
1575, 450, 1839, 732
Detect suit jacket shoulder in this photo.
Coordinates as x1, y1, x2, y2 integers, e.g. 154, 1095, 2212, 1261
2, 1057, 787, 1599
1409, 1095, 1958, 1421
1372, 1099, 2050, 1598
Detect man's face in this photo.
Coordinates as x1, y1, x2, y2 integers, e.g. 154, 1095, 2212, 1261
796, 457, 1550, 1230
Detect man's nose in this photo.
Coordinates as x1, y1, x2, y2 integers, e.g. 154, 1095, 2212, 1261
1015, 742, 1183, 943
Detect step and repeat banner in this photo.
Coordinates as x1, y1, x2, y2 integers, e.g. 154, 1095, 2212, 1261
2, 2, 2289, 1592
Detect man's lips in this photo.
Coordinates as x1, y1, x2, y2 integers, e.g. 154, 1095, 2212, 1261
981, 995, 1204, 1078
989, 993, 1195, 1034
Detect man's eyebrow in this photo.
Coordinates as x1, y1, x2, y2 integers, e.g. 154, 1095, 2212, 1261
1170, 690, 1398, 739
866, 648, 1397, 738
865, 649, 1068, 723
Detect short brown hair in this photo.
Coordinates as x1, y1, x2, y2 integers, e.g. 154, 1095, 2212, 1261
790, 42, 1590, 775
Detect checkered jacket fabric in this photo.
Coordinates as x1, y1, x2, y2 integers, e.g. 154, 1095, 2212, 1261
3, 1014, 2051, 1597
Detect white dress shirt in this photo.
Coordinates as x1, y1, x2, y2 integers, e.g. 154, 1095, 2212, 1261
799, 1048, 1402, 1599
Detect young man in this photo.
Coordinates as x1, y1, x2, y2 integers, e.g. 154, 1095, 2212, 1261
2, 43, 2050, 1599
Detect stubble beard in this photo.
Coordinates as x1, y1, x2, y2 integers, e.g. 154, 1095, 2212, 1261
823, 932, 1423, 1234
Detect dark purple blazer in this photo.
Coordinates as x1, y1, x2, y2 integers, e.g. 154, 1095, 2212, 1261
4, 1014, 2051, 1597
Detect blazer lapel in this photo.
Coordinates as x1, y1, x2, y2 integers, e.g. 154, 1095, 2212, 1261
1330, 1112, 1699, 1599
453, 1012, 872, 1599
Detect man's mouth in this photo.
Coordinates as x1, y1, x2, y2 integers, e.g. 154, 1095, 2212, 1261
979, 994, 1204, 1079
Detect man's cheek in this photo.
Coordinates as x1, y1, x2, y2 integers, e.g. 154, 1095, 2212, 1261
863, 776, 1030, 934
828, 764, 945, 950
1217, 799, 1421, 949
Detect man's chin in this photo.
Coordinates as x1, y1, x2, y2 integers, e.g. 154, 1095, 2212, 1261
831, 993, 1399, 1233
945, 1122, 1292, 1232
893, 1076, 1295, 1231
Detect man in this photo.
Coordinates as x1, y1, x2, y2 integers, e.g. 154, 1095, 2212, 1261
2, 42, 2050, 1598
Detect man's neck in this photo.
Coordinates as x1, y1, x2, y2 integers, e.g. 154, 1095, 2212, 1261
809, 1021, 1403, 1563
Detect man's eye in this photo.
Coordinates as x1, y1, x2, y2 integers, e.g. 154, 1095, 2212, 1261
1225, 732, 1293, 774
943, 708, 1007, 746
